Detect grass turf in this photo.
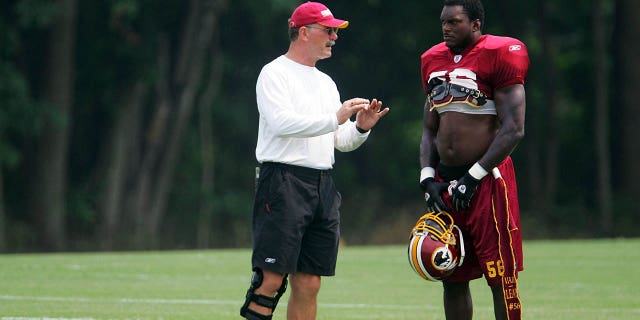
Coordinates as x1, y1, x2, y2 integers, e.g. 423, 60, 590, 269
0, 238, 638, 319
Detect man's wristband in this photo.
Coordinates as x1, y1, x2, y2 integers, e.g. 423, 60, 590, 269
420, 167, 436, 182
355, 125, 369, 134
468, 162, 489, 180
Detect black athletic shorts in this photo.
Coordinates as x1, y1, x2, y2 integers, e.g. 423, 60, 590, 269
251, 162, 341, 276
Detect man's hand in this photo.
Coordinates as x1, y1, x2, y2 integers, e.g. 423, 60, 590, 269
451, 173, 481, 210
337, 98, 370, 124
420, 178, 451, 213
355, 98, 390, 130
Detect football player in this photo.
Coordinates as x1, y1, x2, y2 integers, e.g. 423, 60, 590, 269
418, 0, 529, 319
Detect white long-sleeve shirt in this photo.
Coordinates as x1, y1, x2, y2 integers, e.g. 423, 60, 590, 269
255, 55, 369, 170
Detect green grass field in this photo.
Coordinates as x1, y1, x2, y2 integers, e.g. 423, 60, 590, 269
0, 238, 638, 319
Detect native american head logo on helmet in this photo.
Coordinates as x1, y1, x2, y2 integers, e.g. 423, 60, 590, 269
407, 210, 465, 281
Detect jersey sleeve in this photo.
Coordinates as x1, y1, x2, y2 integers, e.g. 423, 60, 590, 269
492, 39, 530, 89
420, 51, 431, 95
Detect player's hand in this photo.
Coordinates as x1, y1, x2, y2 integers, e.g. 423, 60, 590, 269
451, 173, 481, 210
420, 178, 451, 213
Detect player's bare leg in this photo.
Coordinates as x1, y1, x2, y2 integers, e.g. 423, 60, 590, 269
443, 281, 472, 320
287, 272, 321, 320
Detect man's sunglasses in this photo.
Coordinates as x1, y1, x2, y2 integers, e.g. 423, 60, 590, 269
305, 25, 339, 35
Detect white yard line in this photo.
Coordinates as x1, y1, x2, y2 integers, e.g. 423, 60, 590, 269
0, 294, 425, 309
2, 294, 639, 317
2, 318, 96, 320
0, 294, 229, 305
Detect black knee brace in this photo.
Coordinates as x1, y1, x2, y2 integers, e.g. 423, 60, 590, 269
240, 268, 288, 320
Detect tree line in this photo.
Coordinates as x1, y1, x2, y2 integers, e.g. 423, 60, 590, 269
0, 0, 638, 252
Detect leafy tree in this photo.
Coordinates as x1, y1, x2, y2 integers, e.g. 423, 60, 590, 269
0, 0, 637, 252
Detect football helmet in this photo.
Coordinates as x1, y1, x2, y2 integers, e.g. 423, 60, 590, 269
407, 210, 465, 281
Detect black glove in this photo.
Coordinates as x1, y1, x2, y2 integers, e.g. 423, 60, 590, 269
451, 173, 481, 210
420, 178, 452, 213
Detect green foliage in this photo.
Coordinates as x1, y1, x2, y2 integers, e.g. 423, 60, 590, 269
66, 186, 99, 244
0, 0, 636, 251
0, 63, 30, 168
15, 0, 60, 28
0, 60, 48, 169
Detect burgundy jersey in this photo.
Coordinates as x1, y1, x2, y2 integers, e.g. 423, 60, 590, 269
421, 35, 529, 112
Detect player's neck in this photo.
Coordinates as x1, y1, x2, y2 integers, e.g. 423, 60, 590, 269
449, 34, 482, 54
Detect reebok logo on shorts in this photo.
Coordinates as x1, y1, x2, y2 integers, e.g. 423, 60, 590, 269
265, 258, 276, 264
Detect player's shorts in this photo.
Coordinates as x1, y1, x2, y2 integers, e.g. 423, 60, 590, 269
251, 162, 341, 276
436, 157, 523, 287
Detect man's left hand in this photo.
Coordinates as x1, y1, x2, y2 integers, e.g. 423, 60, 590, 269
355, 98, 390, 131
451, 173, 481, 210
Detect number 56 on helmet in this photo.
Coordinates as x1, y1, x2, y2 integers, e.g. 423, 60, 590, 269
407, 210, 465, 281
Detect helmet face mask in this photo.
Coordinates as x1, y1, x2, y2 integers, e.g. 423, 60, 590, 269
408, 211, 465, 282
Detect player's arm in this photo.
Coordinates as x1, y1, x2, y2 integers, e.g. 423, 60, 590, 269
420, 98, 440, 171
451, 84, 526, 210
476, 39, 529, 170
420, 98, 450, 212
477, 83, 526, 170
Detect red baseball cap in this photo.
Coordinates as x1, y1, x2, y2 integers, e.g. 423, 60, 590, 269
288, 2, 349, 29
